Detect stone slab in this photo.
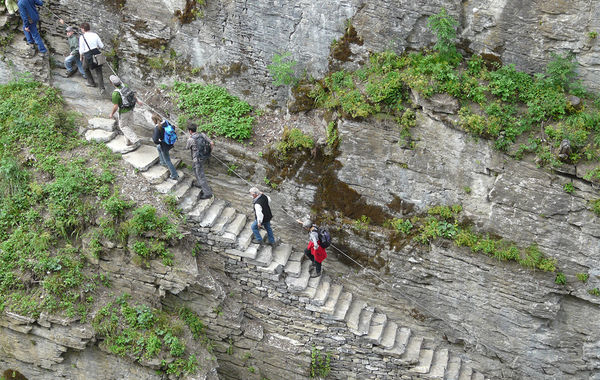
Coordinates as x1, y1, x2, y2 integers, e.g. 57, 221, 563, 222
429, 348, 449, 378
88, 117, 116, 131
106, 135, 139, 154
122, 145, 159, 171
155, 171, 185, 194
85, 129, 116, 142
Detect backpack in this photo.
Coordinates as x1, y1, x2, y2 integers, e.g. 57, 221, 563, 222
117, 86, 136, 109
162, 120, 177, 146
194, 133, 212, 160
317, 227, 331, 248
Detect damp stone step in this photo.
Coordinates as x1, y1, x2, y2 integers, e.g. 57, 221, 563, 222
429, 348, 449, 379
211, 207, 236, 234
236, 221, 254, 251
85, 129, 116, 142
155, 171, 185, 194
200, 199, 226, 228
472, 372, 485, 380
170, 176, 194, 201
284, 256, 302, 278
365, 312, 387, 345
458, 366, 473, 380
188, 197, 214, 222
225, 243, 259, 260
310, 275, 331, 306
257, 244, 292, 274
178, 187, 202, 213
285, 260, 311, 291
384, 327, 411, 357
345, 299, 367, 333
331, 291, 353, 321
401, 335, 424, 365
354, 306, 374, 336
246, 245, 273, 267
106, 135, 139, 154
318, 283, 343, 315
222, 213, 247, 242
299, 273, 323, 300
413, 348, 434, 374
88, 117, 115, 131
142, 159, 182, 184
122, 145, 159, 171
445, 355, 462, 380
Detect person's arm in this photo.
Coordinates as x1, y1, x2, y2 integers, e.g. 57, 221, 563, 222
309, 229, 319, 246
109, 104, 119, 119
152, 126, 161, 145
79, 36, 85, 62
185, 136, 193, 150
97, 35, 104, 49
254, 203, 264, 226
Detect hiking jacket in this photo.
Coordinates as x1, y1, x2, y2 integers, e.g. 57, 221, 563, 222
67, 34, 79, 56
253, 194, 272, 224
185, 132, 212, 162
152, 124, 172, 149
18, 0, 43, 29
111, 86, 133, 114
307, 240, 327, 263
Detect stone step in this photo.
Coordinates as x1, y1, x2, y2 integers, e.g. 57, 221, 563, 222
236, 221, 254, 251
365, 312, 387, 345
155, 171, 185, 194
171, 176, 194, 201
211, 207, 236, 234
311, 275, 331, 306
142, 159, 182, 184
285, 260, 311, 291
85, 129, 116, 142
222, 213, 247, 242
245, 245, 273, 266
225, 244, 259, 260
354, 306, 374, 337
299, 273, 323, 299
178, 187, 202, 213
445, 355, 462, 380
88, 117, 115, 131
106, 135, 140, 154
319, 283, 343, 316
458, 366, 473, 380
345, 299, 367, 333
257, 244, 292, 274
284, 253, 303, 277
471, 372, 485, 380
401, 335, 423, 365
122, 145, 160, 171
384, 327, 411, 357
413, 348, 434, 374
429, 348, 449, 379
378, 320, 398, 350
188, 197, 214, 222
199, 199, 226, 228
331, 291, 353, 321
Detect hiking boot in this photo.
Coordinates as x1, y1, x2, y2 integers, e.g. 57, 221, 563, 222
63, 69, 77, 78
310, 270, 322, 278
198, 194, 212, 200
40, 52, 47, 58
251, 237, 264, 245
85, 82, 97, 88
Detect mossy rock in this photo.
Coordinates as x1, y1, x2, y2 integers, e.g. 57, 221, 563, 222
288, 82, 315, 113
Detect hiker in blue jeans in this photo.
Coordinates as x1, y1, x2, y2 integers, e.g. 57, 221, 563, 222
249, 187, 276, 246
17, 0, 47, 57
151, 114, 179, 180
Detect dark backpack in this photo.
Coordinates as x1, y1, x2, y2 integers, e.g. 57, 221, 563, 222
194, 133, 212, 160
117, 86, 136, 109
162, 120, 177, 146
317, 227, 331, 248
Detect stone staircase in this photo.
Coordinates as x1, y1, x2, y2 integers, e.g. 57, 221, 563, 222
84, 116, 489, 380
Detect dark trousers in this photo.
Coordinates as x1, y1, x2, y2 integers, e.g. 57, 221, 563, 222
82, 58, 105, 90
193, 158, 212, 197
304, 248, 322, 274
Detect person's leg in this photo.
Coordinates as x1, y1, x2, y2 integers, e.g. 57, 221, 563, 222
156, 145, 167, 165
82, 58, 96, 86
23, 25, 34, 44
263, 221, 275, 244
27, 22, 47, 53
64, 55, 74, 72
163, 146, 178, 179
195, 159, 212, 197
251, 220, 263, 242
75, 56, 86, 77
118, 111, 139, 145
95, 65, 105, 90
304, 248, 314, 262
314, 260, 322, 275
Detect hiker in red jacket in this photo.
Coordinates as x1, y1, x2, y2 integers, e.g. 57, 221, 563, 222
301, 219, 327, 278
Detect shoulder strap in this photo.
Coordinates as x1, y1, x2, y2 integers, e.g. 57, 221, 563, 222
81, 34, 92, 50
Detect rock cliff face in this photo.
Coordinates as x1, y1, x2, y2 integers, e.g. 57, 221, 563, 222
1, 0, 600, 379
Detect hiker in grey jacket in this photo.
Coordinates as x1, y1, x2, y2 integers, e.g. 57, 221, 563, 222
63, 26, 85, 78
185, 123, 213, 199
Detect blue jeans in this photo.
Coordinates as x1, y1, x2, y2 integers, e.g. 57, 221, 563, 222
23, 22, 47, 53
251, 220, 275, 244
157, 144, 178, 179
64, 54, 85, 77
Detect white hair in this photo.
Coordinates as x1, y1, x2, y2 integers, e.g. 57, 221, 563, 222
249, 187, 260, 196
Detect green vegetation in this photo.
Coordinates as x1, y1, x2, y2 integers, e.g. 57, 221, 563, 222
555, 272, 566, 285
0, 78, 182, 327
590, 199, 600, 216
589, 288, 600, 297
353, 215, 371, 231
172, 81, 255, 141
92, 294, 200, 376
268, 51, 299, 86
275, 127, 314, 157
310, 345, 331, 378
326, 121, 340, 148
309, 11, 600, 174
576, 273, 589, 283
563, 183, 575, 194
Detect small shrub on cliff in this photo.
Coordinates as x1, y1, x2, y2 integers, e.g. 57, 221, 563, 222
427, 8, 460, 60
276, 127, 314, 157
268, 51, 299, 86
310, 345, 331, 378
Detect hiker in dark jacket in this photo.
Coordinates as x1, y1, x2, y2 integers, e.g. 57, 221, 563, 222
17, 0, 47, 57
185, 123, 213, 199
249, 187, 276, 246
63, 26, 85, 78
151, 114, 178, 181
